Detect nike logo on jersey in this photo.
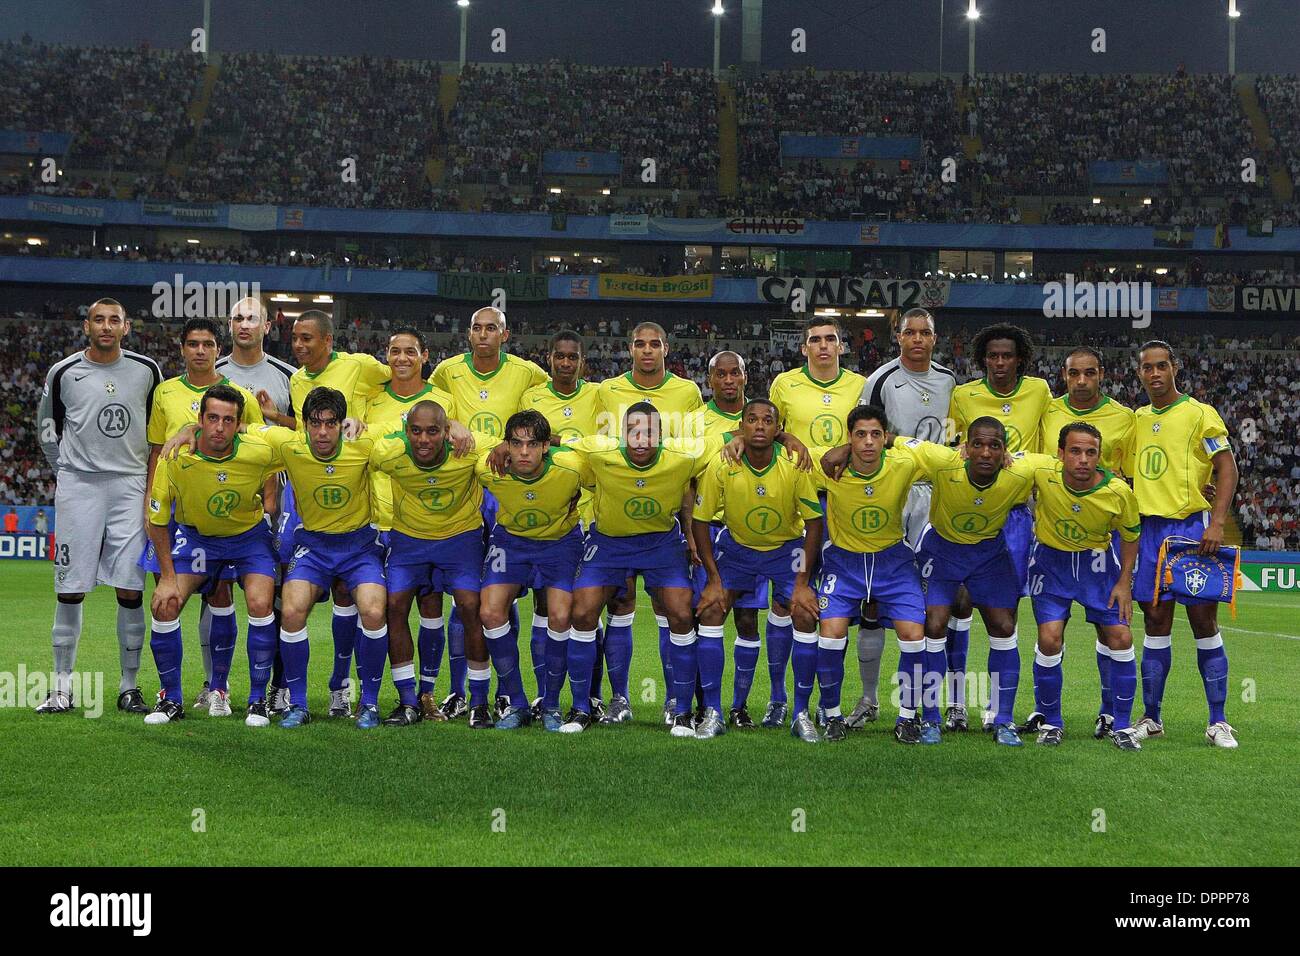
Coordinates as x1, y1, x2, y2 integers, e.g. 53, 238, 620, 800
74, 375, 89, 382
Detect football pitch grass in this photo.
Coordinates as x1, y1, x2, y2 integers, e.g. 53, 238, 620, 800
2, 561, 1297, 867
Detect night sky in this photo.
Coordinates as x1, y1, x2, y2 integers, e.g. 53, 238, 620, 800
0, 0, 1296, 75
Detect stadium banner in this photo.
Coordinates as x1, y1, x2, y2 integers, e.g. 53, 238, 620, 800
1207, 284, 1237, 313
1237, 551, 1300, 592
598, 273, 713, 299
1153, 225, 1193, 248
541, 150, 622, 175
758, 276, 951, 309
24, 197, 105, 223
726, 216, 806, 236
143, 202, 219, 222
1236, 285, 1300, 313
227, 204, 279, 231
779, 134, 921, 161
439, 272, 548, 301
1089, 160, 1169, 185
0, 532, 52, 561
0, 130, 73, 155
609, 213, 649, 235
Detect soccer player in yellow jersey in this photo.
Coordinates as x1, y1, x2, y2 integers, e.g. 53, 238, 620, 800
257, 388, 390, 730
1038, 347, 1136, 476
142, 384, 280, 726
1126, 340, 1239, 748
803, 406, 933, 744
768, 317, 868, 449
1014, 423, 1142, 750
565, 403, 719, 736
369, 401, 503, 729
143, 317, 264, 713
476, 410, 590, 731
692, 398, 824, 738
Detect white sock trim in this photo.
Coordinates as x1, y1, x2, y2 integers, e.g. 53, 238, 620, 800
484, 622, 512, 640
1095, 639, 1112, 656
734, 637, 761, 648
1195, 633, 1224, 651
897, 637, 925, 653
547, 628, 569, 642
280, 627, 308, 644
361, 625, 387, 640
247, 613, 276, 627
925, 636, 947, 653
818, 635, 847, 650
766, 612, 792, 627
570, 628, 598, 643
793, 629, 819, 644
150, 617, 180, 633
332, 604, 358, 617
951, 615, 973, 632
208, 604, 236, 617
532, 614, 548, 629
654, 614, 669, 628
419, 616, 444, 630
989, 631, 1019, 651
1034, 649, 1063, 667
609, 613, 636, 628
669, 630, 697, 646
1110, 646, 1136, 662
391, 663, 416, 681
467, 666, 492, 681
698, 624, 725, 639
1144, 633, 1172, 650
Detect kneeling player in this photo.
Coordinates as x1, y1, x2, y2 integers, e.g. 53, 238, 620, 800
809, 406, 934, 744
477, 411, 588, 730
1016, 424, 1142, 749
692, 398, 824, 737
143, 385, 281, 725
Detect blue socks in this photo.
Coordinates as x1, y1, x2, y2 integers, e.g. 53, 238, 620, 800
1032, 647, 1064, 727
1110, 646, 1137, 731
1095, 639, 1113, 717
590, 623, 605, 703
988, 631, 1021, 725
922, 636, 946, 722
207, 604, 238, 693
448, 605, 467, 697
467, 663, 492, 708
417, 615, 444, 696
765, 612, 793, 704
655, 613, 673, 703
946, 614, 971, 707
696, 624, 725, 712
356, 624, 388, 708
791, 629, 819, 717
279, 626, 310, 708
605, 612, 635, 700
246, 613, 277, 703
732, 635, 761, 710
530, 613, 549, 701
896, 637, 924, 722
328, 603, 357, 693
1196, 632, 1229, 725
1140, 633, 1172, 723
567, 628, 598, 714
669, 629, 698, 715
149, 617, 183, 702
815, 634, 846, 717
392, 662, 418, 707
484, 622, 528, 709
543, 627, 568, 711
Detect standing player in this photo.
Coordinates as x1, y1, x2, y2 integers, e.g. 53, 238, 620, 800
360, 327, 459, 722
692, 398, 824, 737
595, 322, 704, 724
948, 323, 1051, 730
1012, 423, 1142, 748
217, 296, 296, 715
1127, 341, 1239, 748
142, 385, 281, 725
369, 401, 499, 728
145, 317, 263, 714
477, 411, 589, 730
428, 305, 549, 718
564, 403, 718, 735
805, 406, 935, 744
520, 330, 606, 715
36, 297, 161, 714
289, 310, 393, 718
1037, 345, 1136, 736
850, 307, 956, 729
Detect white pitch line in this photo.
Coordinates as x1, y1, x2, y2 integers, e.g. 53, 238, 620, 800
1221, 624, 1300, 641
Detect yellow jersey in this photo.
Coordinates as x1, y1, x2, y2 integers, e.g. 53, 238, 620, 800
429, 351, 549, 439
595, 371, 704, 440
520, 380, 601, 446
699, 399, 743, 439
899, 438, 1036, 544
768, 365, 869, 448
146, 374, 263, 446
256, 424, 374, 534
476, 448, 588, 540
1039, 394, 1136, 477
290, 350, 392, 426
1016, 452, 1141, 552
694, 450, 821, 550
361, 382, 457, 531
369, 431, 501, 540
1126, 395, 1232, 519
950, 375, 1052, 454
148, 432, 282, 538
810, 445, 927, 552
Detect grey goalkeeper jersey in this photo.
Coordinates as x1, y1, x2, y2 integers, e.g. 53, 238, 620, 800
38, 348, 162, 476
215, 352, 295, 417
861, 357, 957, 445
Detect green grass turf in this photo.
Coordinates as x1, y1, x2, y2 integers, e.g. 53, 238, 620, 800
1, 560, 1296, 866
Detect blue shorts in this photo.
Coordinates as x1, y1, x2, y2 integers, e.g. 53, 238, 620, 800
690, 525, 771, 610
1134, 512, 1214, 605
275, 480, 301, 565
1002, 503, 1034, 597
711, 530, 802, 607
483, 525, 583, 592
170, 521, 278, 591
916, 526, 1022, 610
818, 541, 925, 624
386, 526, 484, 595
285, 525, 386, 592
1029, 539, 1127, 627
574, 524, 692, 592
141, 517, 238, 581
